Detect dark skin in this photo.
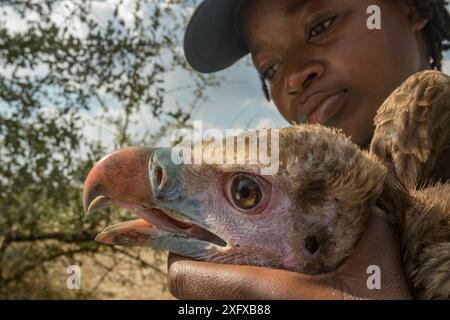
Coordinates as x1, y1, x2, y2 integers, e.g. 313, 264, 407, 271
246, 0, 430, 147
168, 0, 432, 299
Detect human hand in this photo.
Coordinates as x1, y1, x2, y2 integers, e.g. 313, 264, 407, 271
167, 206, 412, 300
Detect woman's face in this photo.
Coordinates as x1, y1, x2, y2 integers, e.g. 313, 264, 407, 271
240, 0, 429, 147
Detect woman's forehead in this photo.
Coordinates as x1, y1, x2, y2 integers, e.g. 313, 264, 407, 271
240, 0, 307, 20
239, 0, 324, 38
239, 0, 392, 47
239, 0, 314, 50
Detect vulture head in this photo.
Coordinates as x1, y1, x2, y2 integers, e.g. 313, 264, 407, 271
83, 124, 386, 274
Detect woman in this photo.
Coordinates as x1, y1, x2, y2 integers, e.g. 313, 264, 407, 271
168, 0, 450, 299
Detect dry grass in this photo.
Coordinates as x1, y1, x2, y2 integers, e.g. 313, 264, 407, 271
79, 250, 175, 300
2, 248, 175, 300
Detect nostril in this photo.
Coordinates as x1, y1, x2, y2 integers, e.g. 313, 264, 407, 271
305, 235, 320, 255
155, 165, 164, 190
302, 73, 317, 89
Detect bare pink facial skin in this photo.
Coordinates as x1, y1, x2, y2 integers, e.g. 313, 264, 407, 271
84, 125, 386, 274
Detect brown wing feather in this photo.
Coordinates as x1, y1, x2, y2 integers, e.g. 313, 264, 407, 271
370, 70, 450, 188
372, 71, 450, 299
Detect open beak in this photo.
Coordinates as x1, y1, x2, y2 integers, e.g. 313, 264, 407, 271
82, 147, 226, 248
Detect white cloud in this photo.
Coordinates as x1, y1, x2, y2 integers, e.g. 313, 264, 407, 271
443, 60, 450, 75
253, 117, 277, 129
0, 6, 36, 33
188, 61, 287, 129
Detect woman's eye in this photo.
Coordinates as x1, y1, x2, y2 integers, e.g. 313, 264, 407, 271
231, 175, 262, 210
308, 15, 337, 39
262, 63, 280, 81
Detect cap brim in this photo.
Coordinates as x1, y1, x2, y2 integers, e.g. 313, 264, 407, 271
184, 0, 249, 73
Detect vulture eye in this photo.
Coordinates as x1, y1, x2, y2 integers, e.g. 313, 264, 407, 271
231, 174, 262, 210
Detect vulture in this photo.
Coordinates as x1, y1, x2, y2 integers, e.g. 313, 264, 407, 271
83, 70, 450, 299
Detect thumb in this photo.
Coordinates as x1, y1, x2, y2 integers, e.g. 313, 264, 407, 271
335, 206, 412, 299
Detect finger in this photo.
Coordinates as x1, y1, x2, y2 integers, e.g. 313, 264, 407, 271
167, 253, 341, 300
336, 206, 412, 299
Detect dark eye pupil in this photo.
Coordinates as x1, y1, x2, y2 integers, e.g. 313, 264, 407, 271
313, 24, 326, 36
311, 17, 334, 37
264, 68, 274, 80
239, 186, 250, 198
232, 176, 262, 210
313, 26, 322, 35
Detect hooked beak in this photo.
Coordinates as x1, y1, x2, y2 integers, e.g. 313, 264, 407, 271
83, 146, 154, 216
82, 146, 226, 249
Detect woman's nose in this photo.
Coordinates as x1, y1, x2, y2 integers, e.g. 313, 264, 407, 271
285, 61, 325, 95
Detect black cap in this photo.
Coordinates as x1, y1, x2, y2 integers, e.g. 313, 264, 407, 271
183, 0, 249, 73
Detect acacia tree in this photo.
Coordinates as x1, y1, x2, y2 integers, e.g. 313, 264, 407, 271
0, 0, 217, 298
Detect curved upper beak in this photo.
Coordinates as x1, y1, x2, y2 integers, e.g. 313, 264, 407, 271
83, 146, 228, 251
83, 146, 155, 216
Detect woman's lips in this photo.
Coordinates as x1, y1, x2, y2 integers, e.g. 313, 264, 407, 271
297, 90, 348, 125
